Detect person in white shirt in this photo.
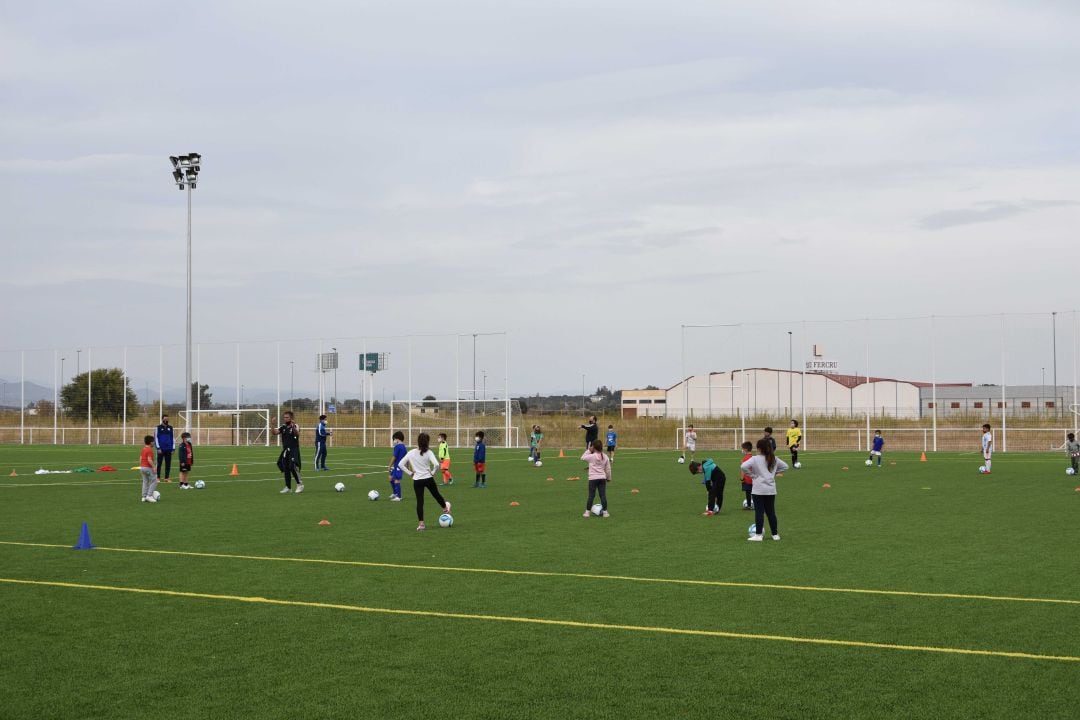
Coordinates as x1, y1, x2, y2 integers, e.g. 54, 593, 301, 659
740, 438, 789, 541
981, 423, 993, 474
681, 425, 697, 463
398, 432, 452, 532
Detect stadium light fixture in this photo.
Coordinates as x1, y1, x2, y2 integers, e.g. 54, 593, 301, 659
169, 152, 201, 432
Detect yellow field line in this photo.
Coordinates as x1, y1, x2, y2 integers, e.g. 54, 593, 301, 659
0, 577, 1075, 663
2, 540, 1077, 606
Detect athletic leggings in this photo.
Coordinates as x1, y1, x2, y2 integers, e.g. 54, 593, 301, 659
413, 476, 448, 521
790, 448, 799, 465
586, 479, 608, 511
283, 461, 301, 489
156, 450, 172, 479
752, 494, 777, 536
706, 476, 725, 512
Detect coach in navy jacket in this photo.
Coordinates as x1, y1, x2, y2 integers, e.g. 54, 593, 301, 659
155, 414, 175, 481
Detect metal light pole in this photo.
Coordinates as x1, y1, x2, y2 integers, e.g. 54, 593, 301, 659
76, 349, 81, 377
581, 373, 586, 413
1052, 311, 1058, 416
472, 334, 478, 401
787, 331, 793, 413
332, 347, 338, 405
482, 370, 487, 401
170, 153, 201, 432
289, 361, 295, 409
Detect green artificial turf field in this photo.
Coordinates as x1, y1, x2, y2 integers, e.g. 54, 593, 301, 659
1, 443, 1078, 719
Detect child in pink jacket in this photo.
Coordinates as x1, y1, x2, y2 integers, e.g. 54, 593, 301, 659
581, 439, 611, 518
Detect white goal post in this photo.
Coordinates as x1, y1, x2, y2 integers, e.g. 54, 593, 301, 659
179, 408, 271, 446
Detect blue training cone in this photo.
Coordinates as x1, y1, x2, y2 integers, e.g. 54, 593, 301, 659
72, 522, 95, 550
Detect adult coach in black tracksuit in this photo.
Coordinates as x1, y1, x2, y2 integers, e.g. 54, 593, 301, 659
580, 415, 599, 450
272, 411, 303, 493
155, 415, 175, 482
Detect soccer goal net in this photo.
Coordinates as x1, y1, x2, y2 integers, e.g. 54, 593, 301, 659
179, 409, 271, 446
389, 399, 521, 448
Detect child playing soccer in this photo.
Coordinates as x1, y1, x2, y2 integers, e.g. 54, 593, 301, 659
399, 432, 452, 532
606, 424, 617, 463
740, 441, 754, 510
680, 424, 697, 463
473, 431, 487, 488
741, 438, 789, 541
763, 427, 777, 453
530, 425, 544, 464
581, 439, 611, 518
178, 431, 194, 489
437, 433, 454, 485
1067, 433, 1080, 474
388, 430, 406, 501
981, 423, 993, 474
869, 430, 884, 467
786, 419, 802, 467
139, 435, 158, 503
688, 458, 725, 516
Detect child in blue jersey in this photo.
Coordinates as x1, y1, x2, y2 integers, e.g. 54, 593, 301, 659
388, 430, 406, 501
606, 425, 617, 463
473, 430, 487, 488
689, 458, 725, 515
868, 430, 884, 467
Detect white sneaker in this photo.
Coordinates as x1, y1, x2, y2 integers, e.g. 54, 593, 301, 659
772, 535, 781, 541
145, 496, 157, 503
295, 483, 304, 494
280, 487, 291, 494
443, 501, 451, 514
141, 496, 148, 502
583, 511, 590, 518
601, 511, 610, 518
747, 534, 763, 542
390, 495, 402, 502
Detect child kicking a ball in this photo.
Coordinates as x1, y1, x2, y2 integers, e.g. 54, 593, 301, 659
399, 433, 452, 532
581, 439, 611, 518
388, 430, 406, 501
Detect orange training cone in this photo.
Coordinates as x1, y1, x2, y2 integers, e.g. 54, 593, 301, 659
631, 488, 640, 494
558, 449, 565, 458
8, 469, 16, 476
230, 464, 239, 476
822, 483, 832, 489
318, 519, 331, 525
509, 501, 520, 507
919, 452, 927, 462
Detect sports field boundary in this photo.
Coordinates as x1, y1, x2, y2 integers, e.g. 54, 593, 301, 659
2, 540, 1077, 607
1, 576, 1076, 664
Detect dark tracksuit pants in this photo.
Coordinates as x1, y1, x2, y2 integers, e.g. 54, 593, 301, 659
706, 469, 725, 512
414, 476, 448, 521
315, 439, 327, 469
752, 494, 778, 536
281, 449, 302, 488
157, 450, 173, 479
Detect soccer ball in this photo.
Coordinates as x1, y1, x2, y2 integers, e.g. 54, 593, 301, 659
677, 457, 685, 464
438, 513, 454, 528
367, 489, 380, 501
793, 462, 802, 469
865, 459, 873, 466
591, 503, 603, 516
194, 480, 205, 489
748, 523, 757, 536
334, 482, 346, 492
1067, 467, 1076, 476
535, 461, 543, 467
152, 490, 161, 501
978, 466, 987, 474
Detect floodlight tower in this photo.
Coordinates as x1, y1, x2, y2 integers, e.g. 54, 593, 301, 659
170, 153, 201, 431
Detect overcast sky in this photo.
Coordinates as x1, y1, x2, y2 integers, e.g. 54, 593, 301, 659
2, 0, 1079, 397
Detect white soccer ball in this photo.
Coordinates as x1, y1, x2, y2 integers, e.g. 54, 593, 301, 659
1066, 467, 1076, 476
865, 459, 873, 466
334, 482, 346, 492
152, 490, 161, 501
438, 513, 454, 528
978, 466, 987, 474
591, 503, 603, 516
748, 523, 758, 536
367, 489, 380, 501
535, 460, 543, 467
794, 462, 802, 469
677, 457, 685, 464
194, 480, 205, 489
